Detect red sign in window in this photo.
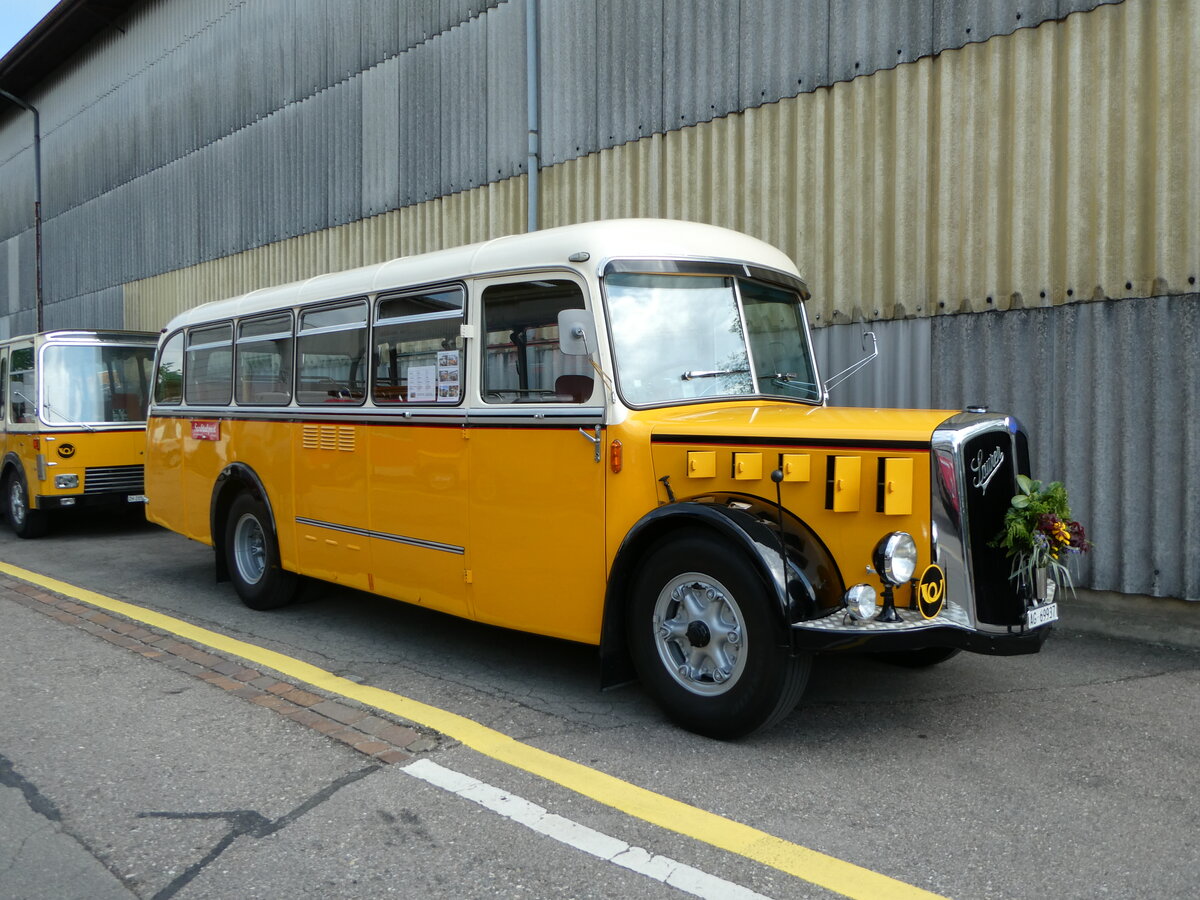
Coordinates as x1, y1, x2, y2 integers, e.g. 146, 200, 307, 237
190, 420, 220, 441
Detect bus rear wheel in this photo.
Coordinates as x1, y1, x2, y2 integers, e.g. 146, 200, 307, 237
5, 469, 48, 539
628, 530, 810, 739
224, 493, 298, 611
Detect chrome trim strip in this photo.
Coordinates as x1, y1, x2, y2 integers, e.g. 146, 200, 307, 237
149, 406, 605, 425
294, 517, 464, 555
469, 407, 606, 421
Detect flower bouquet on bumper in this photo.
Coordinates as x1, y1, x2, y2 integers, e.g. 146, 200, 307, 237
993, 475, 1091, 603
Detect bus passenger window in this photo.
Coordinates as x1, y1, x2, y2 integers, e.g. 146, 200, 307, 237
9, 345, 36, 422
481, 280, 593, 404
0, 352, 7, 422
297, 299, 367, 405
185, 324, 233, 406
155, 332, 184, 405
373, 287, 464, 404
237, 314, 294, 405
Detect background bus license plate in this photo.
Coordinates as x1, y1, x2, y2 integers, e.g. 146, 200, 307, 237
1027, 603, 1058, 628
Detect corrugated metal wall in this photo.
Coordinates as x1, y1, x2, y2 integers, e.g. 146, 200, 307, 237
2, 0, 1134, 320
543, 0, 1199, 325
1, 0, 1197, 599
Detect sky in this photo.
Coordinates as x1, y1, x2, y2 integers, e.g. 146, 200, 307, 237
0, 0, 60, 59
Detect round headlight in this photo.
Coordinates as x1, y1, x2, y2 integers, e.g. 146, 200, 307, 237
873, 532, 918, 585
843, 583, 879, 620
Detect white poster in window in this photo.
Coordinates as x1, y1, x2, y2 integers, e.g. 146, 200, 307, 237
408, 365, 436, 402
436, 351, 460, 403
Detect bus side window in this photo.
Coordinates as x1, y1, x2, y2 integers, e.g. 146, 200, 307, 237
297, 299, 368, 406
9, 345, 35, 422
185, 324, 233, 406
0, 350, 6, 424
154, 332, 184, 405
373, 286, 464, 405
237, 313, 294, 405
480, 280, 593, 404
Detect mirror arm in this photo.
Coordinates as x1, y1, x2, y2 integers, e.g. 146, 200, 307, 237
823, 331, 879, 393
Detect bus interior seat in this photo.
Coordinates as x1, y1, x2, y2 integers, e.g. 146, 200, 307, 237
555, 374, 594, 403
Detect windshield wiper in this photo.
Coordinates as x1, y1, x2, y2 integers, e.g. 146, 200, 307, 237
680, 368, 750, 381
15, 391, 97, 431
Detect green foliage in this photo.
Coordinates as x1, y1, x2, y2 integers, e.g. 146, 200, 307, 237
992, 475, 1090, 599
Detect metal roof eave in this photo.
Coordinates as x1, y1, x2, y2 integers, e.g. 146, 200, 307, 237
0, 0, 140, 102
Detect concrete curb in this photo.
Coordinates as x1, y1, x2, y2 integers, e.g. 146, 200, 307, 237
1060, 589, 1200, 651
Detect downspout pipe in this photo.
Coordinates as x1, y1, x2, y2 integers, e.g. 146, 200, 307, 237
525, 0, 539, 232
0, 89, 43, 333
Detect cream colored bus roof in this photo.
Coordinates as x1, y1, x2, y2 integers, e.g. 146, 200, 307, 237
162, 219, 802, 331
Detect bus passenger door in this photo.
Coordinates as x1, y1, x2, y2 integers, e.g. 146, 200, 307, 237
367, 285, 471, 619
290, 300, 373, 591
466, 278, 607, 644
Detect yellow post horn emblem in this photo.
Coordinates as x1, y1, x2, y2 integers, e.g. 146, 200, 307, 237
917, 564, 946, 619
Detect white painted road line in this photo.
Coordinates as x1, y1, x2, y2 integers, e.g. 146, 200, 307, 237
402, 758, 774, 900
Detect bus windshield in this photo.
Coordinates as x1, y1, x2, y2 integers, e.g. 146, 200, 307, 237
604, 272, 821, 406
41, 344, 156, 425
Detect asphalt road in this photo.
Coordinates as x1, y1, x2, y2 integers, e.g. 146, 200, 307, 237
2, 510, 1198, 899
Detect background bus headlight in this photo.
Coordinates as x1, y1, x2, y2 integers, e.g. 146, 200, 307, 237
873, 532, 917, 585
55, 474, 79, 489
843, 583, 878, 620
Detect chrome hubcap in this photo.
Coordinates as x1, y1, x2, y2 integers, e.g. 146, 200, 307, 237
652, 573, 746, 696
232, 513, 267, 585
9, 480, 25, 527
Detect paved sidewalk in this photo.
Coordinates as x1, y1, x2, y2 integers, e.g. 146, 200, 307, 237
0, 574, 445, 900
0, 574, 440, 762
1064, 589, 1200, 651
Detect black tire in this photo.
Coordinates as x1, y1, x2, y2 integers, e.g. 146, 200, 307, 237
224, 493, 298, 611
870, 647, 961, 668
5, 468, 48, 539
628, 529, 810, 739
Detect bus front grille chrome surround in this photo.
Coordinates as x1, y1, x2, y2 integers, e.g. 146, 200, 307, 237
931, 412, 1031, 634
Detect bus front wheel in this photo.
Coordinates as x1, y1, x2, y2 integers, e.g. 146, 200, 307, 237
224, 493, 298, 611
5, 469, 48, 539
628, 530, 810, 739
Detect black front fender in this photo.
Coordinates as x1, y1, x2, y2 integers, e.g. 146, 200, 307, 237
599, 494, 845, 689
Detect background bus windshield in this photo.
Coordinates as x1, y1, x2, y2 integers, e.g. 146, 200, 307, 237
41, 345, 155, 425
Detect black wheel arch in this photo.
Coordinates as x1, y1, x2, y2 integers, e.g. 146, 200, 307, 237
599, 493, 844, 689
2, 452, 34, 505
210, 463, 276, 583
2, 452, 26, 483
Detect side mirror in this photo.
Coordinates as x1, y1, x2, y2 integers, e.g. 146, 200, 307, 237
558, 309, 595, 356
823, 331, 879, 395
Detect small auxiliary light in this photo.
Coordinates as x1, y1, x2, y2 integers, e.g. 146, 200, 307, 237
843, 584, 878, 620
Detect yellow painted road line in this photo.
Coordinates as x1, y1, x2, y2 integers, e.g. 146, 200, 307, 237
0, 561, 949, 900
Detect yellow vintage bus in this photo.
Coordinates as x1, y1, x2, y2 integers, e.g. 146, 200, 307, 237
1, 330, 158, 538
145, 220, 1056, 737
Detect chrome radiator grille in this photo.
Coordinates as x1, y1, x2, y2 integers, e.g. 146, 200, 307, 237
84, 465, 144, 495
